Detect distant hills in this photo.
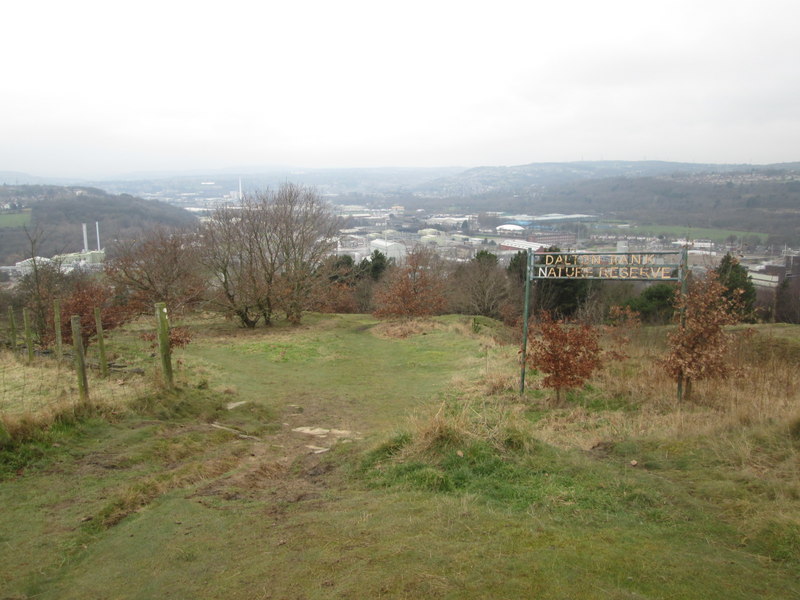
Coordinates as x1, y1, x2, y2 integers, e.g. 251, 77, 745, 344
3, 160, 799, 255
405, 162, 800, 245
410, 161, 800, 197
0, 171, 76, 186
6, 160, 800, 200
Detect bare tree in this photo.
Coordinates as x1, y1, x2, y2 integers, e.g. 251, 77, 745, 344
199, 204, 261, 328
450, 250, 508, 319
106, 227, 205, 313
198, 184, 338, 327
16, 225, 73, 345
238, 194, 283, 325
271, 184, 340, 324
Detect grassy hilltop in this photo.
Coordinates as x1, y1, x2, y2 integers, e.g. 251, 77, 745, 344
1, 313, 799, 599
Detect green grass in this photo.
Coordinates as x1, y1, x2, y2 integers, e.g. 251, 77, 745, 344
1, 314, 799, 599
184, 313, 484, 430
0, 209, 31, 228
601, 223, 768, 243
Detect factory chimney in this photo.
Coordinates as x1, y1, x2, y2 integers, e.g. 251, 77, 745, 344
82, 223, 89, 253
95, 221, 101, 251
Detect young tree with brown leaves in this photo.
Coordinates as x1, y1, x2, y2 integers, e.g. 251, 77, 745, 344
664, 272, 742, 401
373, 247, 448, 318
527, 312, 603, 404
53, 278, 138, 351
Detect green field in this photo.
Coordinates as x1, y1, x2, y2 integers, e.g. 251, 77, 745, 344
1, 314, 799, 599
0, 209, 31, 228
599, 223, 768, 244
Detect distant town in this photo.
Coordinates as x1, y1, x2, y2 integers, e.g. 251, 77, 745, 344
2, 160, 798, 321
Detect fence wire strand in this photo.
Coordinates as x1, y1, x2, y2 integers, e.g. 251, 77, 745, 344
1, 349, 153, 418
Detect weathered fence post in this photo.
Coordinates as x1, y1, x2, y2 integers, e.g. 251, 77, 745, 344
155, 303, 173, 388
23, 307, 34, 363
54, 299, 63, 361
71, 316, 89, 403
94, 307, 108, 378
7, 306, 17, 352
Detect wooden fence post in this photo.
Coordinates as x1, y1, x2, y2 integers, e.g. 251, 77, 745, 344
7, 306, 17, 352
94, 307, 108, 378
155, 303, 173, 388
71, 316, 89, 403
54, 299, 63, 361
23, 307, 34, 363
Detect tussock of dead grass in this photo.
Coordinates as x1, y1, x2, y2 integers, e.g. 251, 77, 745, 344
451, 342, 521, 398
393, 397, 537, 462
247, 460, 289, 482
0, 400, 101, 446
371, 319, 444, 339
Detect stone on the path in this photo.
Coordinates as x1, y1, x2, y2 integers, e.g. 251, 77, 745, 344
305, 445, 330, 454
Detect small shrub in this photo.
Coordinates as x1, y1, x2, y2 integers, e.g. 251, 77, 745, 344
664, 272, 742, 401
527, 312, 603, 404
139, 326, 193, 350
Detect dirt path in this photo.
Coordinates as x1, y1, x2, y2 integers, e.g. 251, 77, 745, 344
190, 398, 366, 510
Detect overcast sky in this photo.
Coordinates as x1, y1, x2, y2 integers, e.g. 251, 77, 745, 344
2, 0, 798, 178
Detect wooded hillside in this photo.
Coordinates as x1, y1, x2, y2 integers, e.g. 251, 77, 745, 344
400, 169, 800, 245
0, 185, 197, 264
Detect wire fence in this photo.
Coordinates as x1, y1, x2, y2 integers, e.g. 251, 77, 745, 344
1, 305, 174, 420
0, 348, 154, 418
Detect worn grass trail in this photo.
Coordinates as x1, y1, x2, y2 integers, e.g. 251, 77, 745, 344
185, 313, 487, 432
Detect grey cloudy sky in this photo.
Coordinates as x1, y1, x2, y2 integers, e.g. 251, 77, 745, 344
2, 0, 798, 178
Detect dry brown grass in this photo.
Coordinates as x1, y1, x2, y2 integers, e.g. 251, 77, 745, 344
371, 318, 445, 339
395, 395, 536, 462
448, 325, 800, 453
0, 350, 154, 442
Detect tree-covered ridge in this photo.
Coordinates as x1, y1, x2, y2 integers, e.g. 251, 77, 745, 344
541, 175, 800, 238
345, 164, 791, 249
0, 185, 197, 264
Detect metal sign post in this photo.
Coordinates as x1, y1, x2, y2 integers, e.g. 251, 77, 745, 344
519, 249, 533, 394
676, 246, 689, 402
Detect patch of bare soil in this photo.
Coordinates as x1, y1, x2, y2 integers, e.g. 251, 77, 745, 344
189, 401, 360, 512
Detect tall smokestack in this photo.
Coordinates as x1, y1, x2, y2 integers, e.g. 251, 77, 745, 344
95, 221, 101, 251
82, 223, 89, 253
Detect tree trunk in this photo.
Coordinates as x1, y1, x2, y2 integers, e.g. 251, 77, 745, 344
236, 309, 259, 329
